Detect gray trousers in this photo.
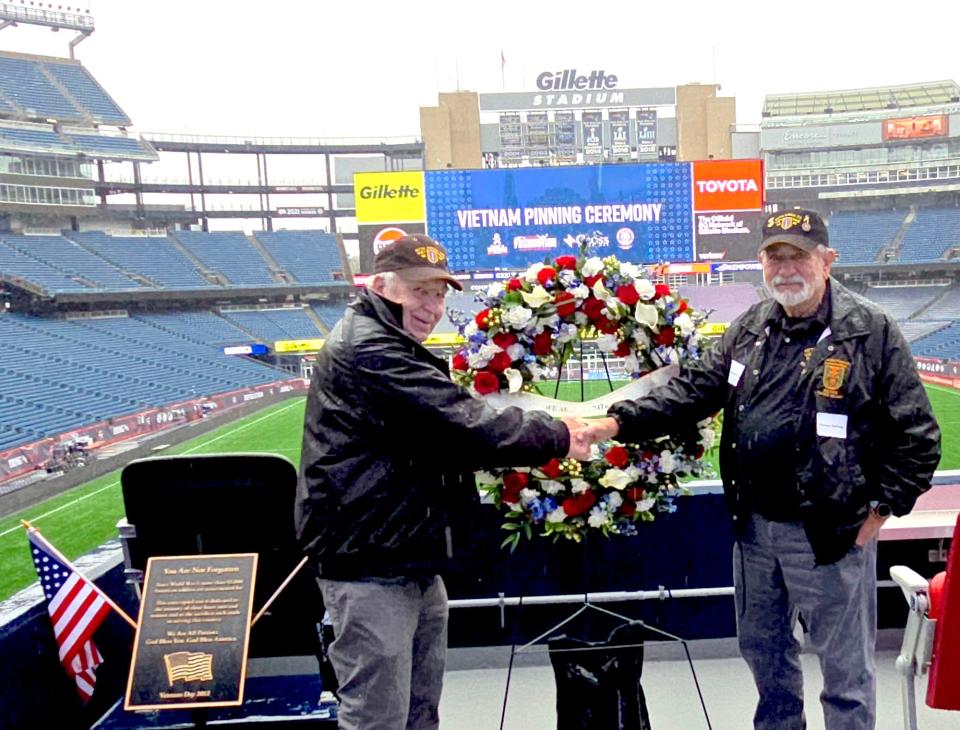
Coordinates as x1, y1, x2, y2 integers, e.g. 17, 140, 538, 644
317, 575, 448, 730
734, 514, 877, 730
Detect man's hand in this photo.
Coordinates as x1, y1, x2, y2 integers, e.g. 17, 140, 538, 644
561, 416, 593, 460
580, 416, 620, 445
855, 510, 889, 547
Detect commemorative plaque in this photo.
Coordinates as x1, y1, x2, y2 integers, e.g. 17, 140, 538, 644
124, 553, 258, 711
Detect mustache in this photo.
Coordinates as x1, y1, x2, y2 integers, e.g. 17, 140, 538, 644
771, 275, 806, 286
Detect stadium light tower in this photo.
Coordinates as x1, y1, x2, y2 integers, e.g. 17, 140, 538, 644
0, 1, 95, 58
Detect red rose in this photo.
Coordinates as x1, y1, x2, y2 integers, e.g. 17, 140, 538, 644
540, 458, 563, 479
654, 283, 671, 299
473, 371, 500, 394
487, 352, 513, 373
507, 278, 523, 291
452, 352, 469, 371
596, 317, 620, 335
615, 284, 639, 306
492, 332, 518, 349
502, 471, 529, 504
656, 327, 676, 346
532, 330, 553, 356
475, 309, 492, 329
584, 273, 604, 288
555, 255, 577, 270
604, 445, 630, 468
620, 502, 637, 518
626, 487, 646, 502
562, 490, 597, 517
695, 444, 705, 459
677, 299, 688, 314
582, 297, 605, 321
614, 342, 631, 357
554, 291, 576, 317
537, 266, 557, 286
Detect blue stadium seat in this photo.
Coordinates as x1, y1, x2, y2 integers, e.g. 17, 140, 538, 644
826, 210, 906, 264
0, 238, 93, 293
898, 208, 960, 262
171, 231, 278, 287
910, 322, 960, 360
42, 61, 130, 126
0, 55, 81, 121
254, 231, 349, 285
4, 235, 146, 290
863, 285, 949, 320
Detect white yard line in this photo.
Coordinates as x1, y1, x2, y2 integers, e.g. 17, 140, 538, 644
0, 400, 302, 538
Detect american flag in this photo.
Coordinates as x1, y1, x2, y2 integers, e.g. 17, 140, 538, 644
28, 527, 113, 702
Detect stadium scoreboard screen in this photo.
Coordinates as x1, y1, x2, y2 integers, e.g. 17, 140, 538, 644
355, 159, 763, 272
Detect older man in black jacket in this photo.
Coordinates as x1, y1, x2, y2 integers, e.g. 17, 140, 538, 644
295, 234, 589, 730
584, 210, 941, 730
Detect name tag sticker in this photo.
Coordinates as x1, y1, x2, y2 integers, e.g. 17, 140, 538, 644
728, 360, 745, 387
816, 412, 848, 439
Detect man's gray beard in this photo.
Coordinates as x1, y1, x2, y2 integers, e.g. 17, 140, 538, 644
766, 280, 813, 308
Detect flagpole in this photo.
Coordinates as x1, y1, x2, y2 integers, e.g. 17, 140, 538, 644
22, 521, 138, 629
251, 555, 309, 627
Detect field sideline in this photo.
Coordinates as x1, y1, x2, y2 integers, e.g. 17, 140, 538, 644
1, 384, 958, 601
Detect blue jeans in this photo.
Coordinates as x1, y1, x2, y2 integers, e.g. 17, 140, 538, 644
316, 575, 448, 730
734, 514, 878, 730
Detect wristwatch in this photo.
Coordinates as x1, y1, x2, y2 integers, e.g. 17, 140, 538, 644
869, 500, 892, 518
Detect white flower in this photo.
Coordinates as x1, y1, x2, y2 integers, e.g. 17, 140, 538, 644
467, 350, 491, 369
570, 283, 590, 301
588, 506, 611, 528
636, 497, 656, 512
604, 297, 628, 319
581, 257, 605, 278
599, 468, 632, 490
527, 362, 543, 381
570, 478, 591, 494
631, 328, 650, 347
480, 343, 500, 359
634, 302, 659, 329
546, 506, 568, 523
503, 306, 533, 328
625, 466, 642, 481
524, 262, 548, 283
540, 479, 566, 495
506, 343, 526, 361
520, 285, 553, 309
504, 368, 523, 393
520, 488, 539, 506
558, 269, 577, 287
619, 262, 643, 280
475, 470, 497, 485
537, 314, 560, 330
555, 323, 579, 344
635, 279, 656, 301
622, 353, 640, 373
675, 312, 695, 336
659, 450, 676, 474
485, 283, 504, 299
607, 492, 624, 509
699, 427, 716, 451
464, 321, 479, 337
596, 334, 619, 353
574, 311, 589, 326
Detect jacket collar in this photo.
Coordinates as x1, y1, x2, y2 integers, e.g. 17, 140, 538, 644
744, 278, 870, 342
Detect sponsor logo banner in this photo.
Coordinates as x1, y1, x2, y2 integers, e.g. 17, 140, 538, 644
692, 159, 764, 212
478, 87, 676, 111
883, 115, 948, 141
353, 171, 426, 224
695, 211, 763, 262
274, 339, 325, 353
357, 222, 426, 273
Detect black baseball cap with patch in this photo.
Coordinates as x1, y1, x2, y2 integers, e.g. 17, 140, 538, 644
373, 233, 463, 290
759, 209, 829, 254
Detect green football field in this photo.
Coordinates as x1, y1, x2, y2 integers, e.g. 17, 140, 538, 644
1, 384, 958, 601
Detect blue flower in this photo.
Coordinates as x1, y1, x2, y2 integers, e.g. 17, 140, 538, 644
529, 498, 546, 521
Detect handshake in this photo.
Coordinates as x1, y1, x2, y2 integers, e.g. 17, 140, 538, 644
560, 416, 621, 460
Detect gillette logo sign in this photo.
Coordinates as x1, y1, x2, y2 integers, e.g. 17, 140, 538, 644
536, 69, 618, 91
695, 179, 759, 194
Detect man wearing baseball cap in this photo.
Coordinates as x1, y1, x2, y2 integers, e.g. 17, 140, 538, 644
295, 234, 591, 730
582, 209, 940, 728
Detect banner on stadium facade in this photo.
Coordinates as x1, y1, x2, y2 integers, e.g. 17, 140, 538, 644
581, 111, 603, 161
526, 112, 550, 160
883, 115, 948, 141
499, 113, 523, 159
478, 87, 676, 111
554, 110, 578, 162
357, 223, 427, 273
274, 339, 325, 353
609, 109, 630, 158
635, 108, 658, 160
353, 171, 425, 224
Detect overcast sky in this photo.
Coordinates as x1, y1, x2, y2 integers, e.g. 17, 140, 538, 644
2, 0, 959, 140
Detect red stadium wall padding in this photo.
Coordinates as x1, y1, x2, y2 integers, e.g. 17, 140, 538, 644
927, 514, 960, 710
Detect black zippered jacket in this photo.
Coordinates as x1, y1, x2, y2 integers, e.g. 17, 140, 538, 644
295, 288, 569, 578
609, 279, 941, 564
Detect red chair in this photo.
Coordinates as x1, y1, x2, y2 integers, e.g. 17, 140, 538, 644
891, 514, 960, 729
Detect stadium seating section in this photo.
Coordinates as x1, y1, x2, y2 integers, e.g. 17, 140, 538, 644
826, 209, 906, 264
0, 231, 350, 294
0, 53, 129, 125
898, 208, 960, 263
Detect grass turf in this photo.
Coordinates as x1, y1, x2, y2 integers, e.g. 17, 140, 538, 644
1, 384, 957, 602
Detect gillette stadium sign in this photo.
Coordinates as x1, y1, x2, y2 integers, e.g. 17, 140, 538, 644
480, 70, 675, 111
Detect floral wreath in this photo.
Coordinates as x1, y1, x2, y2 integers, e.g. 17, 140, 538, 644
449, 246, 717, 549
